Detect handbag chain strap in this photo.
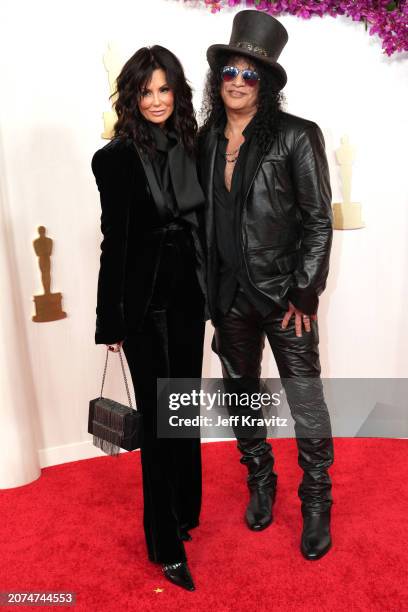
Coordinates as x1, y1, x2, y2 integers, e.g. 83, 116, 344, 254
100, 348, 133, 409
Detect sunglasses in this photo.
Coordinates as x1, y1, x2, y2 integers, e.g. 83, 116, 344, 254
221, 65, 260, 87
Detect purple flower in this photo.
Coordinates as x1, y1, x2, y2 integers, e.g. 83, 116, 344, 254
183, 0, 408, 55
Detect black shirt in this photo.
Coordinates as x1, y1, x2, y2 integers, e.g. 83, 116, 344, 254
213, 117, 278, 317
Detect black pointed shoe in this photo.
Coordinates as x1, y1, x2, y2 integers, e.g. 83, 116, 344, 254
179, 523, 193, 541
301, 509, 332, 560
162, 562, 195, 591
180, 529, 192, 542
246, 485, 276, 531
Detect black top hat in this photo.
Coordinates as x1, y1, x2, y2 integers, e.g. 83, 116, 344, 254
206, 10, 288, 89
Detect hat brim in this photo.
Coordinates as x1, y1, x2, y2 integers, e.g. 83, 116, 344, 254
206, 44, 287, 89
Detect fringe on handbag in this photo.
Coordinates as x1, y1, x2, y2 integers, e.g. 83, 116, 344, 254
88, 347, 142, 456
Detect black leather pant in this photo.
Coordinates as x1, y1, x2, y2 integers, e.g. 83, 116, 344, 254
212, 286, 334, 512
122, 224, 205, 564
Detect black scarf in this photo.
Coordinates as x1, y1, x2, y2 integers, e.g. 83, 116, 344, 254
148, 123, 205, 221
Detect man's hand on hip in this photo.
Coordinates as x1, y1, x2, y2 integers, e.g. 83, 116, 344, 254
281, 302, 317, 337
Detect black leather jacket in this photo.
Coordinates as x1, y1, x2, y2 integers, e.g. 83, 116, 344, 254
198, 110, 333, 323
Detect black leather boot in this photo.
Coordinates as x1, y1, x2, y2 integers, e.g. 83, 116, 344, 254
301, 508, 332, 560
297, 436, 334, 560
162, 561, 195, 591
239, 439, 278, 531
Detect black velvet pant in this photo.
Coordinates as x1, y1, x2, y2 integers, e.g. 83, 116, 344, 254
122, 224, 205, 564
212, 286, 334, 512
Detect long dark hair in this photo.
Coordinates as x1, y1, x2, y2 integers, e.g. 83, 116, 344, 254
200, 52, 285, 152
112, 45, 197, 158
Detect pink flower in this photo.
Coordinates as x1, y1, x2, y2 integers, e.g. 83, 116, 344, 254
185, 0, 408, 56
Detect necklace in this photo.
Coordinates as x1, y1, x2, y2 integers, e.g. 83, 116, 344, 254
224, 145, 241, 163
224, 146, 240, 156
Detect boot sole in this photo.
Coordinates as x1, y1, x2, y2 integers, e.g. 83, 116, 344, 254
245, 517, 273, 531
301, 540, 332, 560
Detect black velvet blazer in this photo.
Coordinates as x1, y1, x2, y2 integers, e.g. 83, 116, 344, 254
91, 136, 206, 345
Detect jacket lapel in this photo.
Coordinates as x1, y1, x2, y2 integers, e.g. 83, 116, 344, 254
242, 139, 263, 202
131, 141, 169, 223
200, 128, 218, 251
198, 127, 219, 315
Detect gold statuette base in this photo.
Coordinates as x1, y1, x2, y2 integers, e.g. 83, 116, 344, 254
32, 293, 67, 322
333, 202, 365, 230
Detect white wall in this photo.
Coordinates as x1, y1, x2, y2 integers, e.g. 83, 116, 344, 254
0, 0, 407, 478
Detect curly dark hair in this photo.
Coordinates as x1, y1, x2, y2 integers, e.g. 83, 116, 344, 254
111, 45, 197, 159
199, 52, 286, 152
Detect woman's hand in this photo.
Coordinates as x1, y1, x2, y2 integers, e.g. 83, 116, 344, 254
105, 340, 124, 352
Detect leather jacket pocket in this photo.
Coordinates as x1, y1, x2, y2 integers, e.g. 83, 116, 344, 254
263, 155, 291, 194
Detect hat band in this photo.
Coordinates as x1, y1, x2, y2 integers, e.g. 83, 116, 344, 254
234, 41, 269, 58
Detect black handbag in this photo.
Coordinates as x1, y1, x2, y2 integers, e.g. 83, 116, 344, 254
88, 347, 142, 455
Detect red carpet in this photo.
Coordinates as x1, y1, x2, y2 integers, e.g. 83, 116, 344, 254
1, 438, 407, 611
